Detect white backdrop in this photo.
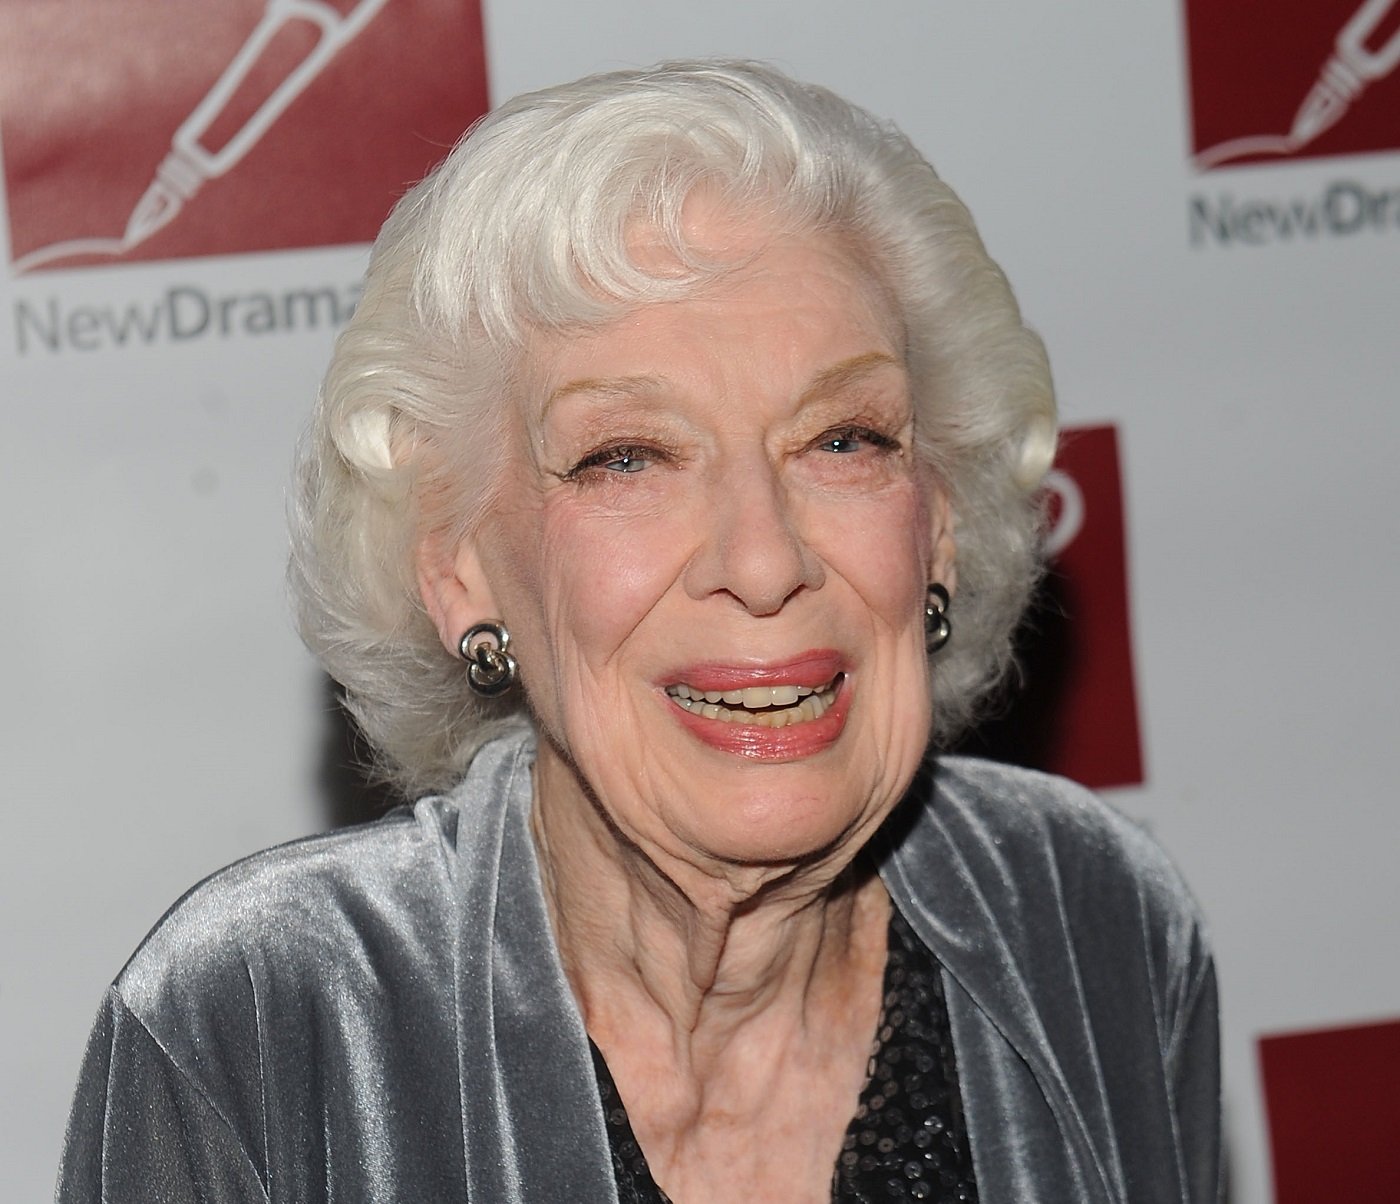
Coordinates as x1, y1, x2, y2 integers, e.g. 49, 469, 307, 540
4, 2, 1398, 1200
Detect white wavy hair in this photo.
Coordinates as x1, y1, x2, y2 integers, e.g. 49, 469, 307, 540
290, 60, 1057, 798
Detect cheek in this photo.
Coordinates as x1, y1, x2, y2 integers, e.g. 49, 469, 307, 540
815, 484, 932, 625
534, 502, 688, 671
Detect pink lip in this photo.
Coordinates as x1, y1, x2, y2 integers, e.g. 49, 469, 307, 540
660, 649, 846, 693
665, 669, 853, 762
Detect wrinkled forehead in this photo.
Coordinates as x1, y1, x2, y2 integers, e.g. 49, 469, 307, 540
511, 212, 906, 427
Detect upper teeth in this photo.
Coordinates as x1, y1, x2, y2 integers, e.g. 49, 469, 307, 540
668, 683, 810, 707
665, 677, 840, 726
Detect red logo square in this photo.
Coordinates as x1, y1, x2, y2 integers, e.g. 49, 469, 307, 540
2, 0, 489, 273
1183, 0, 1400, 170
1260, 1017, 1400, 1202
956, 424, 1145, 791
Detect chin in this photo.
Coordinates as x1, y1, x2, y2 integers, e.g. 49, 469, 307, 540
678, 786, 873, 870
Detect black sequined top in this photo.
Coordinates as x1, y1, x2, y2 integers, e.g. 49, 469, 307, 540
591, 906, 979, 1203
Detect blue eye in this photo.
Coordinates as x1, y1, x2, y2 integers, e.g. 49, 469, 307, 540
817, 427, 897, 455
604, 450, 648, 473
563, 443, 659, 480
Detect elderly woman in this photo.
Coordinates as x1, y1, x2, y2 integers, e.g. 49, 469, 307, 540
58, 62, 1219, 1203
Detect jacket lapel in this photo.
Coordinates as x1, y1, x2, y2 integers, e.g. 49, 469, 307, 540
879, 759, 1124, 1203
450, 732, 619, 1204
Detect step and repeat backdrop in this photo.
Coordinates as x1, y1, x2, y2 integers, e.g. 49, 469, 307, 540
3, 1, 1397, 1199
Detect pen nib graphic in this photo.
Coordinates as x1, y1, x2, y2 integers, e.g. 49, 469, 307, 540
124, 177, 184, 247
11, 0, 390, 274
1194, 0, 1400, 170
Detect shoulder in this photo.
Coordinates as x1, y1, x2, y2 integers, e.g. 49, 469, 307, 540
932, 754, 1139, 842
887, 756, 1212, 991
60, 798, 488, 1203
61, 733, 543, 1199
112, 795, 466, 1039
930, 756, 1195, 912
109, 730, 537, 1037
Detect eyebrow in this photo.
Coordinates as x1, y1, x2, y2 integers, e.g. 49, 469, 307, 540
795, 351, 904, 405
542, 373, 667, 417
543, 351, 904, 420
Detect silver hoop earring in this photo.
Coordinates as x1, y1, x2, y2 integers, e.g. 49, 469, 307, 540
925, 584, 951, 653
459, 621, 518, 697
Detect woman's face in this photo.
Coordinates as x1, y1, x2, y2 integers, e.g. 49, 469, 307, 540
444, 214, 953, 879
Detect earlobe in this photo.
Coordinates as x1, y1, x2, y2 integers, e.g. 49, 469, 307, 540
415, 528, 499, 659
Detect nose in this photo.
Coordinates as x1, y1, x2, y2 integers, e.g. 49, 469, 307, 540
683, 454, 825, 615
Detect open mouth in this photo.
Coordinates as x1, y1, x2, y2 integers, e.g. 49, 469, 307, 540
664, 674, 842, 727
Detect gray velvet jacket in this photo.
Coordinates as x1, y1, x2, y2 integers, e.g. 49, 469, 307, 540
57, 731, 1220, 1203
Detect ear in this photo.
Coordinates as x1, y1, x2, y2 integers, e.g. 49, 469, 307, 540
928, 482, 958, 597
416, 526, 501, 660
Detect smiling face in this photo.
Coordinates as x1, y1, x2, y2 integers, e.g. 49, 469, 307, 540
422, 210, 954, 886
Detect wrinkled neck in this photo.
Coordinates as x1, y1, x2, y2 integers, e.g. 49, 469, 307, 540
529, 746, 890, 1066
